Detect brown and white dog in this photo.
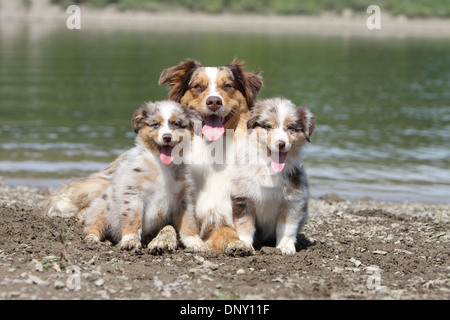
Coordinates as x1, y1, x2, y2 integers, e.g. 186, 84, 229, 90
83, 101, 208, 253
231, 98, 315, 254
46, 59, 263, 255
158, 59, 263, 255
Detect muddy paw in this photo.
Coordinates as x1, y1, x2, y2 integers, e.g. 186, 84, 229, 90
84, 233, 100, 245
148, 225, 177, 255
119, 234, 142, 251
276, 240, 297, 255
225, 240, 255, 257
276, 245, 296, 255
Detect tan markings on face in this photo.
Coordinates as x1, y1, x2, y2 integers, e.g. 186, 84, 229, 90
180, 66, 249, 132
169, 114, 178, 123
283, 116, 295, 128
256, 115, 278, 151
180, 68, 209, 112
217, 68, 248, 117
138, 126, 160, 153
283, 115, 306, 148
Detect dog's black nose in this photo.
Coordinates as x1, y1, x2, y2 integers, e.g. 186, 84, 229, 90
276, 140, 286, 151
206, 96, 222, 112
162, 133, 172, 143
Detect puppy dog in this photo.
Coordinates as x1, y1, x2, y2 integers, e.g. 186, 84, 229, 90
231, 98, 315, 254
159, 59, 263, 255
84, 101, 208, 253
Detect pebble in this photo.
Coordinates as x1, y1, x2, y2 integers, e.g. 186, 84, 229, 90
29, 274, 49, 286
236, 268, 245, 274
94, 278, 104, 287
29, 259, 43, 272
372, 250, 388, 255
350, 257, 362, 267
203, 260, 219, 270
97, 290, 110, 299
54, 280, 65, 289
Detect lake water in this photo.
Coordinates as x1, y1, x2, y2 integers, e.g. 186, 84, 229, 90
1, 25, 449, 203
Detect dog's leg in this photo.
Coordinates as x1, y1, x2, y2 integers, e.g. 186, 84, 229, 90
119, 210, 142, 250
275, 222, 299, 255
232, 196, 256, 247
173, 199, 210, 252
147, 225, 178, 255
84, 197, 108, 244
275, 201, 309, 255
206, 224, 255, 256
84, 215, 106, 244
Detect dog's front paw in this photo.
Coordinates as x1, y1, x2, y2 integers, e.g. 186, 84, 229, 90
119, 234, 142, 250
148, 225, 177, 255
84, 233, 100, 245
276, 243, 296, 255
225, 240, 255, 257
182, 235, 211, 253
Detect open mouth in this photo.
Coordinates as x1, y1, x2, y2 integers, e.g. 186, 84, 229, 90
267, 148, 288, 173
157, 145, 174, 165
201, 113, 233, 142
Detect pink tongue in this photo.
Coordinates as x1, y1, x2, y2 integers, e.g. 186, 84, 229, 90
159, 146, 174, 165
202, 115, 224, 141
271, 152, 287, 173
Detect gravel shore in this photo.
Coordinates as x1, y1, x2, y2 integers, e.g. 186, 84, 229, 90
2, 0, 450, 38
0, 179, 448, 300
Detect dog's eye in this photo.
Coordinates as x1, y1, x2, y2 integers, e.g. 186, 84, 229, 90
193, 84, 202, 89
264, 124, 273, 130
287, 125, 298, 132
223, 83, 233, 89
173, 121, 181, 128
151, 122, 160, 128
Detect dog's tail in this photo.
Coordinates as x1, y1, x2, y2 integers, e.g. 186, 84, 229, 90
45, 174, 110, 220
45, 153, 125, 220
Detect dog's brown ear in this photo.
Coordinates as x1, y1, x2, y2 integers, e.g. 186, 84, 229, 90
227, 58, 263, 109
247, 113, 260, 129
132, 105, 149, 133
247, 102, 263, 129
297, 107, 316, 142
159, 59, 201, 102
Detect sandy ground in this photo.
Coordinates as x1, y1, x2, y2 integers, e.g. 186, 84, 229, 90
1, 0, 449, 38
0, 183, 448, 300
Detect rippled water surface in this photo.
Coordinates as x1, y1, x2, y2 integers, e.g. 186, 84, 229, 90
1, 26, 449, 202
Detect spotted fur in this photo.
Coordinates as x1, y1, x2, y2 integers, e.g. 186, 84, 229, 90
231, 98, 316, 254
83, 101, 207, 252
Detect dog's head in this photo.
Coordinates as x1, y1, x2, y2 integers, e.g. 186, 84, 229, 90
247, 98, 315, 173
158, 59, 263, 141
132, 101, 201, 165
